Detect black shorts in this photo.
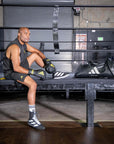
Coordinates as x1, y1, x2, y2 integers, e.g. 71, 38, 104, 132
5, 59, 29, 82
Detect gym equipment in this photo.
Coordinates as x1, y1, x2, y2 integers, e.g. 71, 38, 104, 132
75, 58, 114, 78
107, 58, 114, 76
53, 5, 59, 54
43, 58, 56, 74
28, 69, 46, 80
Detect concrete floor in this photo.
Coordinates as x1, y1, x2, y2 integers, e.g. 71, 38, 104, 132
0, 92, 114, 123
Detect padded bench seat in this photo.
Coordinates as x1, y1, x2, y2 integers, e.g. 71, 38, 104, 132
0, 79, 15, 85
1, 77, 113, 89
0, 77, 114, 94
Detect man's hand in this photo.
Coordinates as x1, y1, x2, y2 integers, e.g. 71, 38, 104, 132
43, 58, 56, 74
28, 69, 46, 80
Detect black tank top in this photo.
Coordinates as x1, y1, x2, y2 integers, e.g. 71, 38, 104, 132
3, 38, 28, 73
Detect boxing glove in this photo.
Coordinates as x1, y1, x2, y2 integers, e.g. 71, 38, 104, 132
28, 69, 46, 80
43, 58, 51, 66
43, 58, 56, 74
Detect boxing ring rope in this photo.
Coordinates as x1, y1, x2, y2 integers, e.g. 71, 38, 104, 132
0, 4, 114, 7
0, 27, 114, 30
0, 27, 114, 60
0, 27, 114, 52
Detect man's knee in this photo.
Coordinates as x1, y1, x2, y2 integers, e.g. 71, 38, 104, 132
31, 53, 41, 59
30, 81, 37, 90
27, 52, 44, 67
24, 76, 37, 90
32, 52, 37, 57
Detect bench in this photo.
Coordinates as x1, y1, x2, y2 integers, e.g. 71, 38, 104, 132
0, 77, 114, 127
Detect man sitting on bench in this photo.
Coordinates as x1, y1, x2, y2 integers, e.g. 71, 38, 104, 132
3, 27, 69, 130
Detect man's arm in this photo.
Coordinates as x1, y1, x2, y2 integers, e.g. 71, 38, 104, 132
11, 44, 29, 74
26, 43, 46, 59
26, 43, 56, 74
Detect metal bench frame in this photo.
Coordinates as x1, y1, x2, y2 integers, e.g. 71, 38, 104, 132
0, 78, 114, 127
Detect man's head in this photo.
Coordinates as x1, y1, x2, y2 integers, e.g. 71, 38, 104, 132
18, 27, 30, 44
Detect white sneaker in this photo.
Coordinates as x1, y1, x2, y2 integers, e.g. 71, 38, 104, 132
53, 71, 71, 79
28, 114, 45, 130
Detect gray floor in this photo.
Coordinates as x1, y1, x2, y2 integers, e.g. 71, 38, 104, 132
0, 92, 114, 123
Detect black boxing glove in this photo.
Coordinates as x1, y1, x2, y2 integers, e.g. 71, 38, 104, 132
28, 69, 46, 80
45, 63, 56, 74
43, 58, 56, 74
43, 58, 51, 66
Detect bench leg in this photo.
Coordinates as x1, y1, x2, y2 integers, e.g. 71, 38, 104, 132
86, 98, 94, 127
66, 89, 69, 99
85, 83, 96, 127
